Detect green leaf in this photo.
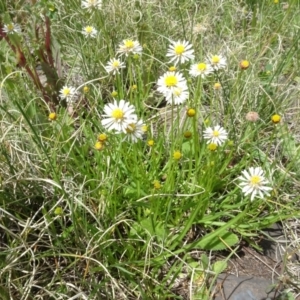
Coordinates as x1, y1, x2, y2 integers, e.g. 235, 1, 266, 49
0, 286, 10, 300
182, 140, 193, 156
184, 210, 245, 252
154, 222, 169, 242
140, 217, 154, 235
212, 260, 227, 274
281, 133, 300, 162
114, 265, 135, 276
188, 261, 199, 269
200, 253, 209, 269
195, 231, 239, 251
130, 218, 168, 242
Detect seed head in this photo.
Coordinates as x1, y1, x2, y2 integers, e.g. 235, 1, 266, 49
246, 111, 259, 122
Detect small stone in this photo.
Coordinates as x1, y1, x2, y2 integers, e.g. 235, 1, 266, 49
213, 274, 279, 300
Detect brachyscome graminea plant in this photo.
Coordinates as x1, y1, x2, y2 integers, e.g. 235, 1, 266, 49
104, 58, 126, 75
59, 86, 77, 102
117, 39, 143, 57
157, 71, 187, 95
82, 26, 98, 38
238, 167, 272, 201
81, 0, 102, 10
207, 54, 227, 71
166, 40, 194, 65
101, 100, 137, 133
124, 119, 146, 143
203, 125, 228, 145
1, 1, 299, 299
189, 62, 213, 78
2, 22, 21, 34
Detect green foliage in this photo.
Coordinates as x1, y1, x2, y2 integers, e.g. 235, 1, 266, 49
0, 286, 9, 300
196, 231, 239, 251
0, 0, 300, 298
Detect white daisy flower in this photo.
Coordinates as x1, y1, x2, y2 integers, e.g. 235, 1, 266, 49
124, 119, 145, 143
165, 86, 189, 105
157, 71, 187, 95
59, 86, 77, 102
207, 54, 227, 71
81, 0, 102, 10
117, 39, 143, 57
238, 167, 272, 201
166, 40, 194, 65
82, 26, 97, 38
203, 125, 228, 145
3, 23, 21, 35
101, 99, 137, 133
189, 62, 213, 78
104, 58, 125, 75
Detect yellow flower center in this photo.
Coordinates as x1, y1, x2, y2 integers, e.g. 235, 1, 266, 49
112, 61, 120, 68
184, 131, 192, 138
94, 141, 104, 150
240, 60, 250, 69
165, 75, 178, 87
208, 143, 217, 151
271, 114, 281, 124
147, 139, 154, 146
7, 24, 14, 31
85, 26, 93, 34
153, 180, 161, 189
125, 40, 134, 49
63, 88, 70, 96
173, 151, 182, 160
48, 4, 55, 11
212, 130, 220, 137
111, 91, 118, 97
174, 44, 185, 55
250, 175, 261, 186
126, 123, 136, 133
98, 133, 107, 142
111, 108, 124, 120
54, 207, 63, 216
187, 108, 196, 117
211, 56, 220, 64
48, 112, 57, 121
169, 66, 176, 72
214, 82, 222, 90
197, 63, 207, 71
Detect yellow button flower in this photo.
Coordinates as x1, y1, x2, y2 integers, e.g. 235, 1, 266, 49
240, 60, 250, 70
173, 150, 182, 160
94, 141, 104, 150
48, 112, 57, 121
271, 114, 281, 124
187, 108, 196, 117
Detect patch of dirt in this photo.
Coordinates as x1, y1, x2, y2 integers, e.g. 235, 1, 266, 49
226, 243, 281, 279
213, 222, 300, 299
